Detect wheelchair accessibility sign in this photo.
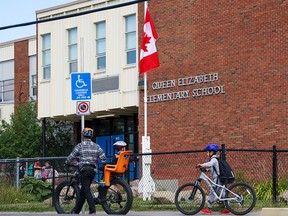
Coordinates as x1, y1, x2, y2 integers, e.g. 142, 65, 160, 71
76, 101, 90, 115
71, 72, 92, 100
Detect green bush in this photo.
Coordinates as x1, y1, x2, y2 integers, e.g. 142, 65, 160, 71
255, 177, 288, 201
235, 171, 253, 184
21, 177, 52, 202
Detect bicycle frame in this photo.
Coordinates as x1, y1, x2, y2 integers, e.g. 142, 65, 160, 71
196, 170, 242, 203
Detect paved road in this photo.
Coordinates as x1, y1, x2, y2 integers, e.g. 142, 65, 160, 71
0, 210, 262, 216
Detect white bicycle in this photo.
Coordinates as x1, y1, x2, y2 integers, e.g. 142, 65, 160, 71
175, 167, 256, 215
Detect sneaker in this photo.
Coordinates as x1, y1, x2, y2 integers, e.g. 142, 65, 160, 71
201, 208, 212, 214
220, 209, 230, 214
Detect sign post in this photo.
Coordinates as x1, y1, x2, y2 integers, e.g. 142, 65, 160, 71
71, 72, 92, 130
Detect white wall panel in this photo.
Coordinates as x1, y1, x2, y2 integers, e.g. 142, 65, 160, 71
0, 104, 14, 123
0, 44, 14, 61
28, 38, 36, 56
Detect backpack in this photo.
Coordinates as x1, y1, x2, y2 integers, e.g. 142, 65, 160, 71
213, 157, 235, 184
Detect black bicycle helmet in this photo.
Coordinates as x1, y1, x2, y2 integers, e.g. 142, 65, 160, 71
82, 127, 94, 138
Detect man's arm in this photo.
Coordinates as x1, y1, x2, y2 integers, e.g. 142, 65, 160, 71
66, 144, 80, 164
98, 146, 107, 164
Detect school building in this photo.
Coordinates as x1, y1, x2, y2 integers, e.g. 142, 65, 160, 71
138, 0, 287, 151
0, 0, 287, 163
36, 0, 140, 156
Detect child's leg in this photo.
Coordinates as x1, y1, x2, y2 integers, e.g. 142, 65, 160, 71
208, 188, 216, 208
208, 178, 218, 208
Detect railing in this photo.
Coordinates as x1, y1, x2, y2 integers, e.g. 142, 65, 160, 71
0, 145, 287, 206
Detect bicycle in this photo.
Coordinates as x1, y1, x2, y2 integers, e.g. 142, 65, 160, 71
53, 150, 133, 214
175, 167, 256, 215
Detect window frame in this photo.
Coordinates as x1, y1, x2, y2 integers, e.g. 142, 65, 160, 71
42, 33, 51, 80
96, 21, 106, 71
0, 78, 14, 102
68, 28, 78, 73
125, 14, 136, 65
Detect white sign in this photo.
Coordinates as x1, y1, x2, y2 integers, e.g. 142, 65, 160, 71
76, 101, 90, 115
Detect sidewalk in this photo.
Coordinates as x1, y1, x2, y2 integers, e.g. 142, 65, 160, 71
0, 210, 262, 216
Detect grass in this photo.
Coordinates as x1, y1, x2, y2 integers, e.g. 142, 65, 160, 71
0, 203, 55, 212
0, 184, 287, 212
0, 184, 34, 204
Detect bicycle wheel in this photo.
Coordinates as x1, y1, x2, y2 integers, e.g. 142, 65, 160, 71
175, 183, 205, 215
53, 180, 80, 214
224, 182, 256, 215
100, 178, 133, 214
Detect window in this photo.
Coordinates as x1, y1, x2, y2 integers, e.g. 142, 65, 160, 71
125, 14, 136, 65
0, 60, 14, 102
113, 118, 124, 134
68, 28, 78, 73
31, 75, 36, 96
42, 34, 51, 79
0, 79, 14, 102
96, 21, 106, 70
29, 55, 36, 97
92, 76, 119, 93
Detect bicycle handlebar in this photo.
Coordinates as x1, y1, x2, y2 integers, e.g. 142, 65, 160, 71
195, 166, 208, 172
65, 163, 79, 168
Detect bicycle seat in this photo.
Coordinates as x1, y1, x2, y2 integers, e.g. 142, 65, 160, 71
103, 150, 132, 186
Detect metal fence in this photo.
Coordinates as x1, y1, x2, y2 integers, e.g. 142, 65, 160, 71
0, 145, 287, 209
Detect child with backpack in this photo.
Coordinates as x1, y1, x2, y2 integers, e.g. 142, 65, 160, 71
197, 144, 230, 214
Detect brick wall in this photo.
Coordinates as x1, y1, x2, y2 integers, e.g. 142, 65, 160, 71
14, 40, 30, 109
138, 0, 287, 153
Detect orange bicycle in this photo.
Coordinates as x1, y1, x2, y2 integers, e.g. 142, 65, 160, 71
53, 150, 133, 214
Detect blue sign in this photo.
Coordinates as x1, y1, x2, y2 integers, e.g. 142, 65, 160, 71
71, 72, 92, 100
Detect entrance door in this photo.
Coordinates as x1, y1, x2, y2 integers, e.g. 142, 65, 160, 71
96, 136, 111, 156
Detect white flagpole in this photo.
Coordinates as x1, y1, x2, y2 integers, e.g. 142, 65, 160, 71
144, 76, 148, 137
143, 0, 148, 138
138, 1, 155, 201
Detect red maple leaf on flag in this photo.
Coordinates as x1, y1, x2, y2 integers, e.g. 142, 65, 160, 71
142, 33, 151, 52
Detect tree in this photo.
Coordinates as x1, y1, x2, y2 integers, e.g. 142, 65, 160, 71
0, 101, 42, 158
0, 100, 74, 159
45, 119, 74, 157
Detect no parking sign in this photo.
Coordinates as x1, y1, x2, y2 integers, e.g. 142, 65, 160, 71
76, 101, 90, 115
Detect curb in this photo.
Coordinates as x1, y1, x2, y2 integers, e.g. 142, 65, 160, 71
261, 208, 288, 216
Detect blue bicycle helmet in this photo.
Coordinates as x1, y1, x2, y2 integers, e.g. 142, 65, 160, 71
204, 144, 220, 152
82, 127, 94, 138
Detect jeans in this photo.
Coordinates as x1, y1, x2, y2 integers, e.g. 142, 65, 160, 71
73, 167, 96, 214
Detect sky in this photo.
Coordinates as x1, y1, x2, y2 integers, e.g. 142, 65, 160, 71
0, 0, 73, 43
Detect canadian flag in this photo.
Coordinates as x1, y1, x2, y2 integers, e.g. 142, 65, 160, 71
139, 8, 160, 74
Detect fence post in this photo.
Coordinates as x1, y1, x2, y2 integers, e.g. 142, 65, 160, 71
221, 144, 226, 160
16, 157, 20, 189
52, 159, 55, 207
272, 145, 277, 202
